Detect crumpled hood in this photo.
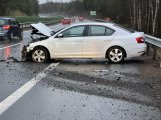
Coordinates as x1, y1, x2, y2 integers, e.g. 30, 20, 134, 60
30, 22, 53, 37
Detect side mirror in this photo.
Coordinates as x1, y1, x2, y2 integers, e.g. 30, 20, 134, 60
50, 31, 54, 36
58, 34, 63, 38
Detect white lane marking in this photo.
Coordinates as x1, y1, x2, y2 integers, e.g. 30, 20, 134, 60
0, 43, 21, 50
0, 62, 59, 115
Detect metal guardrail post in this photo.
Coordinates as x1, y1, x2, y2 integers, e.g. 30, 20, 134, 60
153, 46, 157, 60
146, 43, 150, 56
20, 20, 61, 29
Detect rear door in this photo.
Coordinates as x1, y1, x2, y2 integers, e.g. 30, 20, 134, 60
83, 25, 115, 58
13, 20, 20, 36
10, 19, 20, 36
15, 20, 21, 36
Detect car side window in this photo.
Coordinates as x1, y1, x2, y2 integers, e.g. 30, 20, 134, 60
10, 20, 13, 25
88, 26, 105, 36
61, 26, 85, 37
10, 20, 16, 25
13, 20, 17, 26
106, 27, 115, 36
14, 20, 19, 26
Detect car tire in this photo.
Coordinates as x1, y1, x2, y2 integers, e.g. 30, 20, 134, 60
0, 37, 3, 40
20, 31, 23, 39
107, 47, 125, 63
32, 47, 49, 63
9, 32, 14, 40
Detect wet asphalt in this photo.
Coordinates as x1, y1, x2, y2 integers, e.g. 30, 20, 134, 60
0, 20, 160, 120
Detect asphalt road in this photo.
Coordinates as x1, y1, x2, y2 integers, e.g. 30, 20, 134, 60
0, 20, 160, 120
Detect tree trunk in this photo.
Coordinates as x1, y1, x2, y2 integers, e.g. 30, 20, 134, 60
153, 0, 159, 36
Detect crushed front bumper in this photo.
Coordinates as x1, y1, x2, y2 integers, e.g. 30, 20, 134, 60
21, 45, 30, 61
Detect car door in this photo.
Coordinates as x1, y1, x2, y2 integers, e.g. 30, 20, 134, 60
15, 20, 21, 36
13, 20, 20, 36
53, 25, 85, 58
10, 20, 16, 36
83, 25, 115, 58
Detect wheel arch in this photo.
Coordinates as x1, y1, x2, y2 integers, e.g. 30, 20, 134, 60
31, 45, 51, 59
105, 45, 127, 58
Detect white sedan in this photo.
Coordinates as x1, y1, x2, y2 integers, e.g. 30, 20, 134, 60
22, 22, 147, 63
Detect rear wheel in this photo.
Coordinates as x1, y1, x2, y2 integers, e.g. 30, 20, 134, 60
19, 31, 23, 39
0, 37, 3, 40
107, 47, 125, 63
32, 47, 49, 63
9, 32, 13, 40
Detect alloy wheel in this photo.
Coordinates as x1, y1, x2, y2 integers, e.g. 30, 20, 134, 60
32, 48, 49, 63
107, 47, 125, 63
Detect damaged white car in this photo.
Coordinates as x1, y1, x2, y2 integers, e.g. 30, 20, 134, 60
21, 22, 147, 63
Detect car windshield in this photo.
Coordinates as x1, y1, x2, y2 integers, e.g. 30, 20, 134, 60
55, 27, 66, 34
0, 19, 6, 26
113, 24, 135, 33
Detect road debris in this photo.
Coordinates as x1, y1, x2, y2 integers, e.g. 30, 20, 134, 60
94, 70, 109, 72
6, 57, 19, 63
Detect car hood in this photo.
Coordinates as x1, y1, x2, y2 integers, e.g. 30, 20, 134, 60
30, 22, 53, 37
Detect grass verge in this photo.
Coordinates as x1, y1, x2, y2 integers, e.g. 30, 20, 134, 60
0, 16, 64, 23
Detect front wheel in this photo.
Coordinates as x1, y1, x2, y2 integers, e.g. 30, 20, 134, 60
107, 47, 125, 63
32, 47, 49, 63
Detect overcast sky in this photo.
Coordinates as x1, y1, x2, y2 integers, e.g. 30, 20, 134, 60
38, 0, 71, 4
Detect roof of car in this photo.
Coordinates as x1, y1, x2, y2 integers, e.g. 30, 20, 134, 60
70, 22, 115, 27
63, 18, 70, 20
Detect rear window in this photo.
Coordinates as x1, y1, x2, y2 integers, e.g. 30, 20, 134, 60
114, 24, 135, 33
87, 25, 115, 36
0, 19, 6, 26
88, 26, 105, 36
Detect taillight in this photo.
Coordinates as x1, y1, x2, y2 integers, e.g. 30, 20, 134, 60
3, 25, 10, 30
62, 20, 64, 22
67, 20, 69, 22
136, 37, 145, 43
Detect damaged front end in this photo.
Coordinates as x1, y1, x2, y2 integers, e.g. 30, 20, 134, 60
21, 22, 55, 61
21, 45, 30, 61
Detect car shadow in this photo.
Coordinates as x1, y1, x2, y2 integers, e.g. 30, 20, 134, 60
51, 58, 145, 65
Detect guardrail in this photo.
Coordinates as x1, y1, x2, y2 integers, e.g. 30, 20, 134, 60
95, 19, 161, 61
20, 20, 61, 28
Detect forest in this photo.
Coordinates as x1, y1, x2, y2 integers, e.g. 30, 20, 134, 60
0, 0, 39, 16
39, 0, 161, 38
